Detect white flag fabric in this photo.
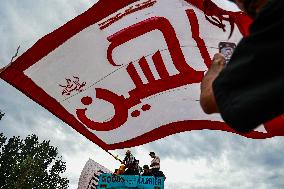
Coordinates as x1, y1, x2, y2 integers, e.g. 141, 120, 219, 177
2, 0, 283, 150
77, 159, 112, 189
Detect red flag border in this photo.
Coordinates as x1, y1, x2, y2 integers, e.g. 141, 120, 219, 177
0, 0, 276, 150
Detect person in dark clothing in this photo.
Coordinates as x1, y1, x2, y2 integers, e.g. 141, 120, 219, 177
134, 159, 142, 175
122, 150, 138, 175
142, 165, 153, 176
200, 0, 284, 132
154, 170, 166, 180
114, 169, 119, 175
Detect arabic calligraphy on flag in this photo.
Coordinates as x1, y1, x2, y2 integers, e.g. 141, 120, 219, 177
1, 0, 283, 150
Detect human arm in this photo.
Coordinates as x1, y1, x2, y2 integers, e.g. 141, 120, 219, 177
204, 48, 284, 132
200, 53, 226, 114
122, 156, 128, 167
150, 157, 160, 167
150, 162, 159, 167
206, 0, 284, 133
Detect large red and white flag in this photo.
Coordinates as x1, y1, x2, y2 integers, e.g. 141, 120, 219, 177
1, 0, 284, 150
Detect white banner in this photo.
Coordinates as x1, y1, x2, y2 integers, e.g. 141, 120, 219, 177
77, 159, 112, 189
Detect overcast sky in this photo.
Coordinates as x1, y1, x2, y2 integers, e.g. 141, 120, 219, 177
1, 1, 284, 189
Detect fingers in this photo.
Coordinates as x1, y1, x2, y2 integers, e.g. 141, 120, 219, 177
208, 53, 226, 73
213, 53, 224, 59
212, 53, 226, 66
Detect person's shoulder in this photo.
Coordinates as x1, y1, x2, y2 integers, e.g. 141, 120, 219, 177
250, 0, 283, 30
253, 0, 284, 25
260, 0, 284, 13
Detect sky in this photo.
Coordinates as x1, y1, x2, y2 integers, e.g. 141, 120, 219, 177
1, 0, 284, 189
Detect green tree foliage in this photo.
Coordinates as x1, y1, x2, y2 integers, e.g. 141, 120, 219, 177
0, 133, 69, 189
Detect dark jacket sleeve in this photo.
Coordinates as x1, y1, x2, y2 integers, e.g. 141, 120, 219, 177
213, 0, 284, 132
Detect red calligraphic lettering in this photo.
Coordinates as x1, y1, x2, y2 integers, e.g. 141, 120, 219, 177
77, 15, 206, 131
186, 9, 211, 68
76, 88, 128, 131
98, 0, 157, 30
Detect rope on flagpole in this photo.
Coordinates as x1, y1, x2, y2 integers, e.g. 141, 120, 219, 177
10, 45, 21, 64
0, 45, 21, 74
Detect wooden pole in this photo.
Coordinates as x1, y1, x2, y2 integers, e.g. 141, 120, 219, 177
106, 150, 123, 163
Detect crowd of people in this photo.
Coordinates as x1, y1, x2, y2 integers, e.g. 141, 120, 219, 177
114, 150, 166, 180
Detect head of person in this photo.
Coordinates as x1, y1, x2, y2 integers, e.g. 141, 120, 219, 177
143, 165, 150, 172
135, 159, 139, 165
149, 152, 156, 158
125, 150, 131, 156
118, 164, 126, 174
228, 0, 268, 18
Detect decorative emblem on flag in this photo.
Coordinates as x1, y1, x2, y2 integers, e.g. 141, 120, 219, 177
59, 76, 86, 96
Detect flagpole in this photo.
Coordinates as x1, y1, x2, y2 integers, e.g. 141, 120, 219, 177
105, 150, 123, 164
